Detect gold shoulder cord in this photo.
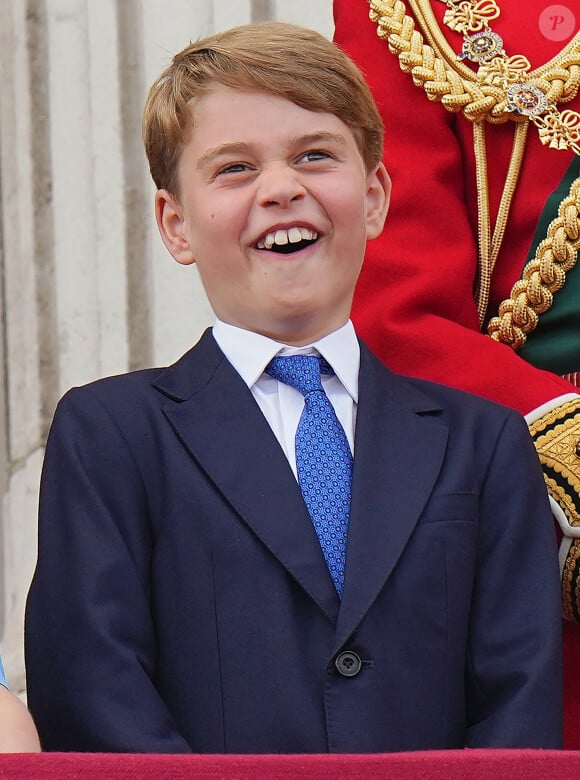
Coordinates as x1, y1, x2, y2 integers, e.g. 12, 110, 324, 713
488, 176, 580, 350
367, 0, 580, 334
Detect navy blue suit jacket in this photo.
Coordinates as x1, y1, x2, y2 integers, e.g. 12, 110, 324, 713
25, 330, 562, 752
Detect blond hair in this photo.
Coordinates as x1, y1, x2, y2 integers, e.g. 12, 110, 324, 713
143, 21, 384, 193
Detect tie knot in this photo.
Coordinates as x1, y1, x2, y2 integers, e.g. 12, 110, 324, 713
266, 354, 333, 397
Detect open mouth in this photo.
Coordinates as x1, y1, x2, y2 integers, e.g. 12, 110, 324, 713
256, 227, 319, 255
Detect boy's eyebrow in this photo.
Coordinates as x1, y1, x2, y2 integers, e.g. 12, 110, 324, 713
197, 143, 252, 170
291, 131, 348, 148
197, 132, 349, 169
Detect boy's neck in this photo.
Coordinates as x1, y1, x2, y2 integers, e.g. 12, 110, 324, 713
216, 317, 352, 347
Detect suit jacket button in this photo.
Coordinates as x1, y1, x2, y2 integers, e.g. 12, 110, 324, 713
334, 650, 362, 677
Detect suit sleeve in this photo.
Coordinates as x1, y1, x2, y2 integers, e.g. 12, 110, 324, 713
465, 410, 563, 747
25, 388, 192, 753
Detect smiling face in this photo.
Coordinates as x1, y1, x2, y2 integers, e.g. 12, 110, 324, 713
156, 85, 390, 345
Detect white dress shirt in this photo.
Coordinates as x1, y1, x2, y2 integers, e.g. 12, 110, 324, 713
212, 319, 360, 479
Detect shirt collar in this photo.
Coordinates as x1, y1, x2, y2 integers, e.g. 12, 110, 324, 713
212, 319, 360, 403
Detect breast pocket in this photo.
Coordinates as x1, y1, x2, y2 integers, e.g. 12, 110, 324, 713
419, 491, 479, 525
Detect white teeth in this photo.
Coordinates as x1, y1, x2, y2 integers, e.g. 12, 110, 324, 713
274, 229, 288, 245
256, 227, 318, 250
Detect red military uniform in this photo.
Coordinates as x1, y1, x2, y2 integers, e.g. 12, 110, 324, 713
334, 0, 580, 746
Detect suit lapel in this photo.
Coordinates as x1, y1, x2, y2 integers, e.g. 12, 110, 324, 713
153, 332, 450, 640
334, 345, 449, 653
154, 330, 340, 623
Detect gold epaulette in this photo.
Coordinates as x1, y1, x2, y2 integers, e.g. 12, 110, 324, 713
530, 398, 580, 527
529, 398, 580, 621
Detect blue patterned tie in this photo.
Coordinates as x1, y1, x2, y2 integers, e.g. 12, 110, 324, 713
266, 354, 352, 597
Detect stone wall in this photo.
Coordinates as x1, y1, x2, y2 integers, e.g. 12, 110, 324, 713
0, 0, 333, 694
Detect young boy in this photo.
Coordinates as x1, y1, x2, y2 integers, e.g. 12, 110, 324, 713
25, 22, 562, 753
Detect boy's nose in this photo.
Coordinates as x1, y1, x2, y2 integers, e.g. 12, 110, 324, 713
256, 165, 306, 208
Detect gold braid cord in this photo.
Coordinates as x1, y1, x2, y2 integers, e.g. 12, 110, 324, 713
367, 0, 580, 339
368, 0, 580, 124
530, 398, 580, 621
487, 173, 580, 349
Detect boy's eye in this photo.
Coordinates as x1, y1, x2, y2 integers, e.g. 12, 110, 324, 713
216, 162, 250, 176
298, 150, 331, 163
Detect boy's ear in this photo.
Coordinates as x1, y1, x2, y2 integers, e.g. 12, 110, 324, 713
155, 189, 196, 266
365, 162, 391, 240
